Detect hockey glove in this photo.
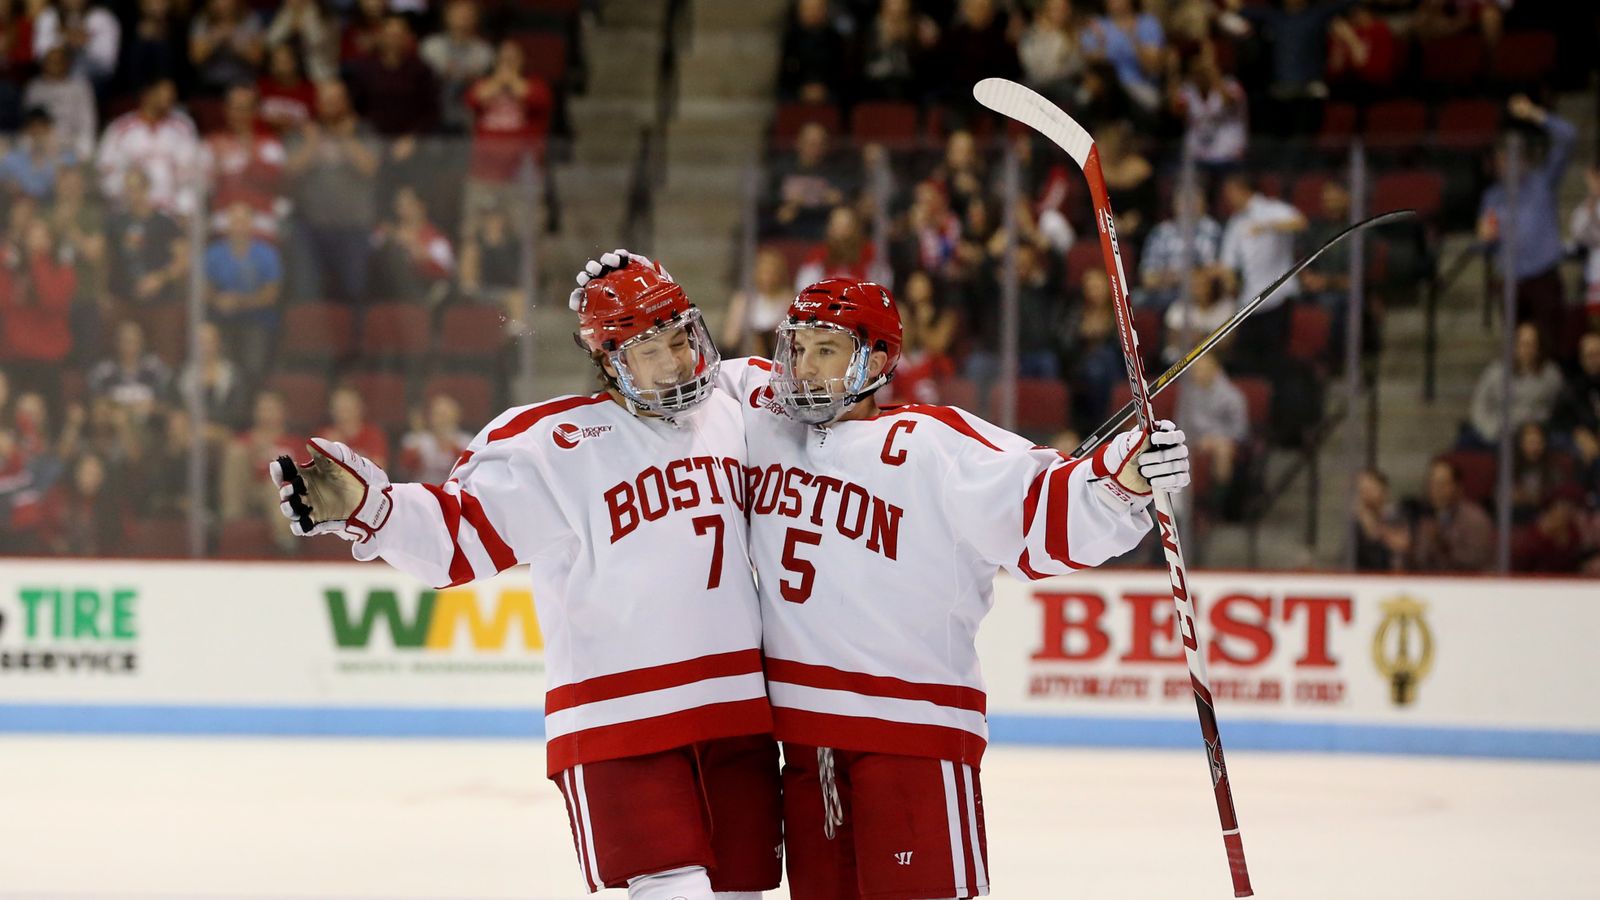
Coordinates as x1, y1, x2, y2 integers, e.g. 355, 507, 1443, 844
1092, 420, 1190, 511
568, 248, 674, 310
269, 438, 393, 542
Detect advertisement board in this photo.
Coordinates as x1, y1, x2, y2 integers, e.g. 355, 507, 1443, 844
1, 560, 1595, 758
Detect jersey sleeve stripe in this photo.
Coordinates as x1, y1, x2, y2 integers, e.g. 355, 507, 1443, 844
1042, 457, 1089, 570
765, 658, 987, 714
544, 648, 765, 714
486, 394, 609, 443
458, 488, 518, 572
746, 356, 774, 371
421, 482, 476, 587
1015, 548, 1055, 580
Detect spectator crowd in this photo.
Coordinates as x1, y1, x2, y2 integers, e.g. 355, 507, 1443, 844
0, 0, 570, 557
741, 0, 1598, 573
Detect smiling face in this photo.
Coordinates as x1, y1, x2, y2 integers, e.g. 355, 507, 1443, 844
611, 325, 700, 393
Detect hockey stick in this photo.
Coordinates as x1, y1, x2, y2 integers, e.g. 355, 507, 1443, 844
975, 77, 1254, 897
1071, 210, 1414, 457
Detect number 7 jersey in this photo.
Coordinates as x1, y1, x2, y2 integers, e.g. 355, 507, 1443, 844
350, 391, 770, 776
723, 358, 1153, 766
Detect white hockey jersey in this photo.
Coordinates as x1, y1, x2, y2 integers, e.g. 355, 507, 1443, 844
351, 391, 771, 775
723, 358, 1151, 766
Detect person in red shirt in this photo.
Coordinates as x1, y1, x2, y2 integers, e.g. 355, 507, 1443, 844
0, 218, 77, 409
257, 41, 317, 133
1327, 4, 1398, 101
373, 184, 453, 304
320, 384, 388, 470
204, 84, 286, 240
462, 37, 552, 237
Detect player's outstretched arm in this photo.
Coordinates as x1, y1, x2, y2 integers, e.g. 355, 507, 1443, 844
1088, 420, 1191, 510
270, 432, 544, 589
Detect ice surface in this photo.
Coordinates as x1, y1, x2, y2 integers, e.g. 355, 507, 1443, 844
1, 738, 1594, 899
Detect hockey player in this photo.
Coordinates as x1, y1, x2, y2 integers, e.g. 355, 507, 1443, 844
268, 257, 781, 900
575, 252, 1189, 900
742, 277, 1189, 900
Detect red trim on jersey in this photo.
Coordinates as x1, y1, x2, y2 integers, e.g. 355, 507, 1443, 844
544, 698, 773, 775
765, 658, 987, 714
1015, 548, 1054, 580
771, 708, 987, 768
486, 394, 609, 443
458, 488, 518, 572
1043, 458, 1088, 570
544, 649, 766, 715
745, 357, 774, 371
873, 405, 1003, 452
421, 482, 475, 587
448, 449, 474, 477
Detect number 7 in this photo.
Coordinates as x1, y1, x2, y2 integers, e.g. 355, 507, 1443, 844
692, 515, 725, 589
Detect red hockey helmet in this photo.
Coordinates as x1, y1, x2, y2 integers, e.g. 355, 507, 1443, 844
772, 278, 903, 424
572, 256, 720, 417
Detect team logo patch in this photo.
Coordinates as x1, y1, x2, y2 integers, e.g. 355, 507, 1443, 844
552, 422, 613, 449
749, 385, 788, 417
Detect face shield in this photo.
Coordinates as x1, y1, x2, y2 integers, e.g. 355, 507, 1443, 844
607, 308, 721, 418
771, 320, 877, 425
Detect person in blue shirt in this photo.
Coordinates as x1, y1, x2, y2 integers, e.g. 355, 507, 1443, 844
1478, 94, 1577, 348
0, 107, 78, 200
204, 202, 283, 377
1080, 0, 1164, 113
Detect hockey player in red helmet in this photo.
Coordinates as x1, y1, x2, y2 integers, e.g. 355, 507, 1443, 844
571, 252, 1188, 899
270, 251, 781, 900
768, 277, 903, 425
571, 250, 722, 419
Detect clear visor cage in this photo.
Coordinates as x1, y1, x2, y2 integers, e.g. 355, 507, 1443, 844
772, 320, 886, 425
607, 307, 721, 417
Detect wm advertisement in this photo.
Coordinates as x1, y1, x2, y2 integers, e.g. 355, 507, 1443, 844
1, 560, 1596, 754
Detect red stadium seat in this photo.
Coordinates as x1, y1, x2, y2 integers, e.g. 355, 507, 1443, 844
266, 372, 330, 430
989, 379, 1069, 433
1490, 31, 1557, 87
343, 371, 410, 431
935, 376, 978, 412
124, 519, 171, 559
850, 101, 920, 148
511, 30, 568, 83
1420, 34, 1487, 86
1443, 450, 1496, 505
772, 103, 841, 147
1065, 241, 1103, 290
1257, 172, 1284, 199
280, 302, 356, 364
1287, 305, 1332, 363
438, 303, 510, 362
1316, 102, 1358, 150
1434, 99, 1502, 150
1372, 170, 1444, 221
1232, 376, 1273, 429
1363, 100, 1428, 149
362, 302, 433, 361
425, 373, 495, 429
1291, 172, 1332, 218
217, 520, 278, 559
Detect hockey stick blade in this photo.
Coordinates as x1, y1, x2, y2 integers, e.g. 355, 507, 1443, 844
1071, 209, 1414, 457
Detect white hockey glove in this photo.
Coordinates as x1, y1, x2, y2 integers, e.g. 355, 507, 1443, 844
568, 248, 673, 310
268, 438, 393, 542
1092, 420, 1190, 511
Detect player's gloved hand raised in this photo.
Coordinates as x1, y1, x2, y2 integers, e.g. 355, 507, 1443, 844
1093, 420, 1190, 509
568, 248, 674, 310
268, 438, 393, 542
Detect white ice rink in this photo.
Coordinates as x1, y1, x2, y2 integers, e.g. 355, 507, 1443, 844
1, 737, 1595, 899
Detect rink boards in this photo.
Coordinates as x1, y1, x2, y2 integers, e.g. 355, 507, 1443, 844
0, 559, 1596, 760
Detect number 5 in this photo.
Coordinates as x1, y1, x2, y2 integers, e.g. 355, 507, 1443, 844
692, 515, 725, 589
780, 528, 823, 603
